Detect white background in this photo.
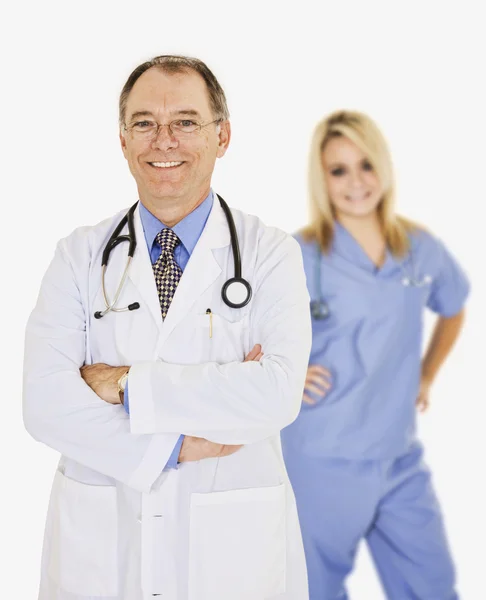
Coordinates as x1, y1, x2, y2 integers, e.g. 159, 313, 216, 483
1, 1, 485, 598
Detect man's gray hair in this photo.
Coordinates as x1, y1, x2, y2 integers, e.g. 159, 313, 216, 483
119, 55, 230, 126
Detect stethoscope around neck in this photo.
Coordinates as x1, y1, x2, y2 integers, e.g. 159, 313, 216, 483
94, 194, 252, 319
310, 242, 432, 321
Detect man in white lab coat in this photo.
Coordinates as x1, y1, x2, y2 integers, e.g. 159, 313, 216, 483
23, 55, 312, 600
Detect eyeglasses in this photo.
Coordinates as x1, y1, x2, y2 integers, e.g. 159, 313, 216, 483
124, 118, 222, 141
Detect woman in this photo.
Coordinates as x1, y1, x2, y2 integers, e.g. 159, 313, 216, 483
281, 110, 469, 600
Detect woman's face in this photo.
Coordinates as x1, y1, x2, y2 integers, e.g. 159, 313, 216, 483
322, 136, 383, 220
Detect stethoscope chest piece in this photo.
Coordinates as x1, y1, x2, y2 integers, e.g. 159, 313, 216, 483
222, 277, 252, 309
311, 242, 330, 320
310, 300, 330, 320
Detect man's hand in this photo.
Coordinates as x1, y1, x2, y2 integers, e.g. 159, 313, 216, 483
244, 343, 263, 362
178, 436, 243, 462
179, 344, 264, 463
80, 363, 128, 404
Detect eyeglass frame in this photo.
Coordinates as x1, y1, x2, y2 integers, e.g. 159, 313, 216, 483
123, 117, 223, 140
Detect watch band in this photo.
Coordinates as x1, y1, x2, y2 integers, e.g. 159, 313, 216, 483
117, 370, 129, 406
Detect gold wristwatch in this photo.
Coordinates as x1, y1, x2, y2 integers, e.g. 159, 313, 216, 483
117, 370, 129, 405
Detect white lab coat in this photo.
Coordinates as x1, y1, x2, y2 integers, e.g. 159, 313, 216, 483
23, 199, 312, 600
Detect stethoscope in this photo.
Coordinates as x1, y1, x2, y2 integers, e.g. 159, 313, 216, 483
310, 243, 432, 321
94, 195, 252, 319
399, 250, 432, 288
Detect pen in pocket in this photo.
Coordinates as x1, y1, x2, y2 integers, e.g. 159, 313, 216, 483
206, 308, 213, 338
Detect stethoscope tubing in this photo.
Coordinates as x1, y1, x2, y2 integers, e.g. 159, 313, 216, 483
94, 195, 251, 318
312, 241, 430, 319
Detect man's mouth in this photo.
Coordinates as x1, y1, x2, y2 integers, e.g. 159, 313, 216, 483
148, 161, 184, 169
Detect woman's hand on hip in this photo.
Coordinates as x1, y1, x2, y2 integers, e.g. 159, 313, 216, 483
416, 376, 432, 413
303, 365, 332, 405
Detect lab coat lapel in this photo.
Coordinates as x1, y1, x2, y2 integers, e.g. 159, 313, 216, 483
127, 205, 163, 329
158, 200, 231, 346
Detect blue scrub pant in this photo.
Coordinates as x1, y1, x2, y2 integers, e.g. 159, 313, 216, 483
284, 442, 458, 600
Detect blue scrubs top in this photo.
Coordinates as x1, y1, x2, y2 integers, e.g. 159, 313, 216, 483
281, 222, 470, 460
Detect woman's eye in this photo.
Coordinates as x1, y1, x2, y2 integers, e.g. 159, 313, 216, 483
331, 167, 345, 176
362, 160, 373, 171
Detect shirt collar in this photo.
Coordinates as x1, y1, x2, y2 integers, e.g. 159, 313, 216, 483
332, 220, 395, 274
139, 190, 214, 257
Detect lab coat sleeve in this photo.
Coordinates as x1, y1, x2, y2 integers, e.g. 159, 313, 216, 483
426, 236, 470, 317
23, 239, 181, 493
124, 383, 183, 470
128, 233, 312, 444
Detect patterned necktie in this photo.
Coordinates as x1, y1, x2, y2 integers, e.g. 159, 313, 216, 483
153, 228, 183, 319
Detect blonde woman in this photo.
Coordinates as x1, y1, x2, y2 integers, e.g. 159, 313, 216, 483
281, 111, 469, 599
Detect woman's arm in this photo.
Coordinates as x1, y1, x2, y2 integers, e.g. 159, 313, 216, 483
417, 308, 466, 411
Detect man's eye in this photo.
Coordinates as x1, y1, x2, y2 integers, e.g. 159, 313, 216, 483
178, 120, 197, 127
134, 121, 154, 128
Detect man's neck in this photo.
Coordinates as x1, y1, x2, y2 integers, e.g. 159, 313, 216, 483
140, 187, 211, 228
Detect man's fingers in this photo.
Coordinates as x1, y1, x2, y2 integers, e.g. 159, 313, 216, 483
179, 437, 244, 462
219, 444, 243, 457
244, 344, 262, 362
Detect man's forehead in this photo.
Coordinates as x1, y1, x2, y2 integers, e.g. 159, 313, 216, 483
126, 67, 211, 115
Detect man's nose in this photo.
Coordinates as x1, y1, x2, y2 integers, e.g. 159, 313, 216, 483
151, 124, 179, 150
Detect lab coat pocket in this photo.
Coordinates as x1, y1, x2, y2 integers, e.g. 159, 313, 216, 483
196, 312, 249, 363
47, 470, 118, 596
188, 484, 286, 600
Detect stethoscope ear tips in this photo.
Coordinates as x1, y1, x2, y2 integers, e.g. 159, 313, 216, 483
94, 303, 139, 319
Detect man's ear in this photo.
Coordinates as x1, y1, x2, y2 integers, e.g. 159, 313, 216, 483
119, 129, 128, 158
216, 120, 231, 159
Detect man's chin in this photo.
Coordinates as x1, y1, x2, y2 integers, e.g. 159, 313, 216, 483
146, 181, 187, 199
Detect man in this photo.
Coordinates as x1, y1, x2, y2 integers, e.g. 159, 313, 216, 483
23, 55, 312, 600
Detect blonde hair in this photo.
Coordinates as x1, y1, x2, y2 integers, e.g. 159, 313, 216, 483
302, 110, 418, 256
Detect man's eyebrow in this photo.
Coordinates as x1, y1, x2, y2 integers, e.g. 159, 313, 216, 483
128, 110, 155, 121
127, 108, 203, 121
172, 109, 202, 118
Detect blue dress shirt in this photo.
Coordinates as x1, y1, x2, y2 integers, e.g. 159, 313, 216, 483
124, 191, 214, 469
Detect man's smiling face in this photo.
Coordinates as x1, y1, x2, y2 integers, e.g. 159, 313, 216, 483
120, 67, 229, 206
